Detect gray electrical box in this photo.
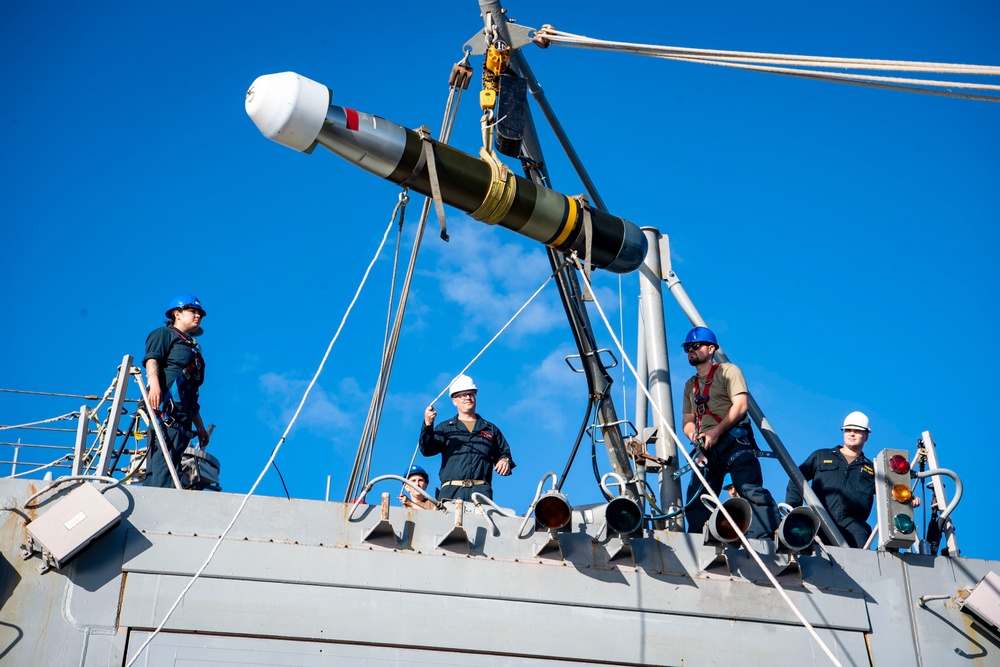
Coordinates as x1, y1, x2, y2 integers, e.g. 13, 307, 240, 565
961, 571, 1000, 638
26, 482, 122, 569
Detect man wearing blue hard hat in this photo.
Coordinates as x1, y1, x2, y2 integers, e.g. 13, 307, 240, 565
399, 464, 436, 510
142, 294, 211, 488
681, 326, 779, 538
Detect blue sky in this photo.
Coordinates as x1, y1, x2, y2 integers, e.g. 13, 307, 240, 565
2, 1, 998, 559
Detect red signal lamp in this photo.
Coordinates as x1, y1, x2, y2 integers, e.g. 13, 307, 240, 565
889, 454, 910, 475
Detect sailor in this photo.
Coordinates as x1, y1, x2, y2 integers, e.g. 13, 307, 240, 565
681, 327, 779, 538
142, 294, 210, 488
419, 374, 514, 501
785, 411, 918, 548
398, 464, 436, 510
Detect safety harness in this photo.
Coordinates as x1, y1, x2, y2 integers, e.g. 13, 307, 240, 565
158, 327, 205, 429
692, 363, 724, 432
693, 363, 757, 451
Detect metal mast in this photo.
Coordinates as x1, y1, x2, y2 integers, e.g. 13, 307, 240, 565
476, 0, 639, 500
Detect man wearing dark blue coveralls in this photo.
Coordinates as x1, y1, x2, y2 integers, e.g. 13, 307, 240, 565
785, 411, 918, 548
681, 327, 779, 538
143, 294, 210, 488
419, 374, 514, 501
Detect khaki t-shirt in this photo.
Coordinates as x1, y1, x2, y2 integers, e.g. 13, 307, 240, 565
681, 363, 748, 433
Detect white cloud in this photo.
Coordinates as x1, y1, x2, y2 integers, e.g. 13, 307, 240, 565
506, 345, 589, 435
257, 372, 359, 437
424, 221, 566, 343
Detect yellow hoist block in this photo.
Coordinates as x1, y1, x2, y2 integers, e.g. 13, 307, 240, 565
480, 88, 497, 109
485, 41, 510, 75
480, 40, 510, 110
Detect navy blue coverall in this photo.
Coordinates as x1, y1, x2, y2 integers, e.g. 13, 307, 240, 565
419, 414, 514, 501
143, 326, 204, 488
785, 447, 876, 548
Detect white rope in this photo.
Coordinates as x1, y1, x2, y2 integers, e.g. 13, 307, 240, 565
0, 412, 79, 430
571, 256, 843, 667
4, 454, 73, 479
404, 269, 559, 477
430, 271, 557, 407
537, 27, 1000, 102
540, 28, 1000, 74
126, 214, 399, 666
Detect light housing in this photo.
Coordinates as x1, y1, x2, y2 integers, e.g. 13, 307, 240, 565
535, 491, 572, 530
703, 497, 752, 547
775, 506, 820, 555
606, 496, 643, 535
874, 448, 918, 550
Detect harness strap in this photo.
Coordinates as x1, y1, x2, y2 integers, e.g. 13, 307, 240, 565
404, 126, 450, 241
574, 195, 595, 302
693, 363, 724, 431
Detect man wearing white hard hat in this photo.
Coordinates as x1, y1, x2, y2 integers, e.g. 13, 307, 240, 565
785, 411, 917, 548
419, 374, 514, 501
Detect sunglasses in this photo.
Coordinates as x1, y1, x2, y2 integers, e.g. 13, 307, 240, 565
683, 342, 712, 352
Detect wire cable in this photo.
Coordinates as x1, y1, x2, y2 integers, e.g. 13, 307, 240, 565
535, 26, 1000, 103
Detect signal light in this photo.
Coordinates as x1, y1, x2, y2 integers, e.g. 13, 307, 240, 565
889, 454, 910, 475
891, 484, 913, 503
606, 496, 643, 535
535, 491, 572, 530
893, 514, 916, 534
703, 497, 752, 547
874, 449, 917, 550
775, 506, 820, 556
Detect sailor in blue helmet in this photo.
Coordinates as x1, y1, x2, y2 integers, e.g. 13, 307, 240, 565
681, 327, 779, 538
419, 374, 514, 501
398, 464, 436, 510
142, 294, 211, 488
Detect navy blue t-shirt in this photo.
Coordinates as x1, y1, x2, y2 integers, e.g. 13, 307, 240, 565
143, 326, 204, 413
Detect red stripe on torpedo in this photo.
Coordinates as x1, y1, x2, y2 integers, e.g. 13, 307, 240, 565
345, 108, 359, 131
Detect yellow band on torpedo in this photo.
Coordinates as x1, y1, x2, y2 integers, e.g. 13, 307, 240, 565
550, 196, 578, 247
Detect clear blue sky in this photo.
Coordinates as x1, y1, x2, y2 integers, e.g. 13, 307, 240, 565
2, 1, 998, 559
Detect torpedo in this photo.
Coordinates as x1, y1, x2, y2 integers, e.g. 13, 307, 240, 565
245, 72, 646, 274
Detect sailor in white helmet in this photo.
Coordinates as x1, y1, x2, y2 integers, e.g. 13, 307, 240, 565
419, 374, 514, 501
785, 411, 918, 548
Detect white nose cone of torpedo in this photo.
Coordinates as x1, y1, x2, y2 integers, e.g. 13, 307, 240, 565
245, 72, 330, 152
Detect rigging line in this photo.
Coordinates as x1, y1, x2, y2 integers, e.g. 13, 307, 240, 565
0, 388, 138, 402
403, 267, 562, 477
571, 257, 843, 667
348, 61, 469, 502
3, 455, 73, 479
538, 27, 1000, 76
618, 274, 627, 426
511, 50, 607, 212
0, 412, 80, 431
347, 194, 410, 501
666, 56, 1000, 98
537, 29, 1000, 101
125, 211, 399, 667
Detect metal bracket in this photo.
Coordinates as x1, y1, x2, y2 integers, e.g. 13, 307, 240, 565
564, 348, 619, 373
463, 22, 537, 56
